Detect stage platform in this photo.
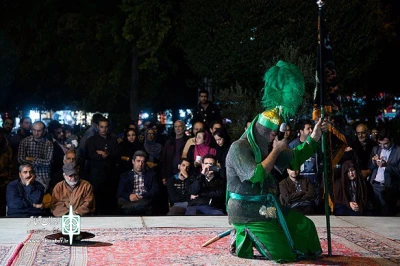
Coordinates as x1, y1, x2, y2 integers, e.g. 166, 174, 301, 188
0, 215, 399, 245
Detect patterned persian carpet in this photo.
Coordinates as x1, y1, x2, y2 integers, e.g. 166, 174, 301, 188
0, 243, 23, 266
8, 227, 400, 265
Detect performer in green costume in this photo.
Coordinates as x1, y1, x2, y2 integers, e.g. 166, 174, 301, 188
226, 61, 323, 263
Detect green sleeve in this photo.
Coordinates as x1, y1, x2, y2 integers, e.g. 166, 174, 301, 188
249, 163, 266, 184
289, 136, 320, 170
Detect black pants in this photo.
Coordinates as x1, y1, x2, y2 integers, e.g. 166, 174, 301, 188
118, 198, 152, 215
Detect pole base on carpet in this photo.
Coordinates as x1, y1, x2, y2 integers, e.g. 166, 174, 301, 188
202, 229, 233, 247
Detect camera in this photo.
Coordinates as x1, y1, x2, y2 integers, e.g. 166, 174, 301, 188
209, 165, 220, 172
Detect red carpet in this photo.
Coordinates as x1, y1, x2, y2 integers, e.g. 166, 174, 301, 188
9, 227, 400, 265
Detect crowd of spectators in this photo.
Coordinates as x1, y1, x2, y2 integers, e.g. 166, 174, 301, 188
0, 91, 399, 217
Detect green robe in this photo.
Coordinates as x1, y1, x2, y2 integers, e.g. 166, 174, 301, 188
226, 135, 322, 262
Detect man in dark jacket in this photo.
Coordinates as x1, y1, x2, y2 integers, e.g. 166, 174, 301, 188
185, 154, 225, 215
6, 163, 45, 217
117, 150, 159, 215
369, 132, 400, 216
167, 158, 191, 215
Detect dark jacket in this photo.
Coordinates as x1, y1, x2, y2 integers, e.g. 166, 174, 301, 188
117, 169, 159, 201
279, 177, 315, 207
167, 174, 190, 204
6, 179, 45, 217
369, 144, 400, 192
186, 173, 225, 210
192, 102, 221, 128
161, 136, 188, 179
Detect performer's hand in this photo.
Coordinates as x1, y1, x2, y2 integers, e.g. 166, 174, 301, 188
311, 117, 323, 142
272, 138, 287, 154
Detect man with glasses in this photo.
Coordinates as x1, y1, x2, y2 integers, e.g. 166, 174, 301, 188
342, 123, 375, 179
185, 154, 226, 215
18, 121, 53, 193
369, 132, 400, 216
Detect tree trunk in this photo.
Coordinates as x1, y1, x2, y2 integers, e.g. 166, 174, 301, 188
130, 46, 139, 121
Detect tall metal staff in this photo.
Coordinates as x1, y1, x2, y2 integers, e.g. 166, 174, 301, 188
317, 0, 332, 256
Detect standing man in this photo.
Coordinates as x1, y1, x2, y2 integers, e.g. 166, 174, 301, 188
0, 127, 13, 216
2, 117, 14, 140
48, 120, 67, 176
18, 121, 53, 192
77, 113, 104, 179
9, 117, 32, 167
86, 117, 118, 214
161, 120, 188, 185
117, 150, 159, 215
369, 132, 400, 216
192, 89, 221, 129
342, 123, 375, 178
6, 163, 45, 217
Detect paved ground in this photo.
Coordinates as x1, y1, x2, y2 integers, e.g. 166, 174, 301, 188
0, 215, 399, 245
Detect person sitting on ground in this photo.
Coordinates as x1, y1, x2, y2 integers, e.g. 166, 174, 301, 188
334, 160, 374, 216
117, 150, 159, 215
6, 163, 46, 217
185, 154, 226, 215
167, 158, 191, 215
279, 168, 315, 215
51, 162, 95, 217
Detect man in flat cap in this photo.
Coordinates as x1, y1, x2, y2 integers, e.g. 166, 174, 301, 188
51, 162, 95, 216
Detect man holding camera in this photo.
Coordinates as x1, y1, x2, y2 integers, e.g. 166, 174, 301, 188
369, 132, 400, 216
185, 154, 226, 215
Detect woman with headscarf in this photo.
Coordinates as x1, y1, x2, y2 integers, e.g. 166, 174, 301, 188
213, 127, 232, 178
143, 128, 163, 165
333, 160, 373, 216
118, 128, 143, 175
187, 129, 216, 175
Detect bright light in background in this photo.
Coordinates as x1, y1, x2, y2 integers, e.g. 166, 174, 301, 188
29, 110, 40, 121
179, 110, 186, 118
141, 113, 149, 119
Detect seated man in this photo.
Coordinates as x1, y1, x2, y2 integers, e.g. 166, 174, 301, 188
185, 154, 226, 215
279, 168, 315, 215
167, 158, 191, 215
6, 163, 45, 217
117, 150, 159, 215
51, 162, 95, 217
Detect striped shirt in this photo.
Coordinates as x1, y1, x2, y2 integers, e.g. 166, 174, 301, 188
18, 136, 53, 191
